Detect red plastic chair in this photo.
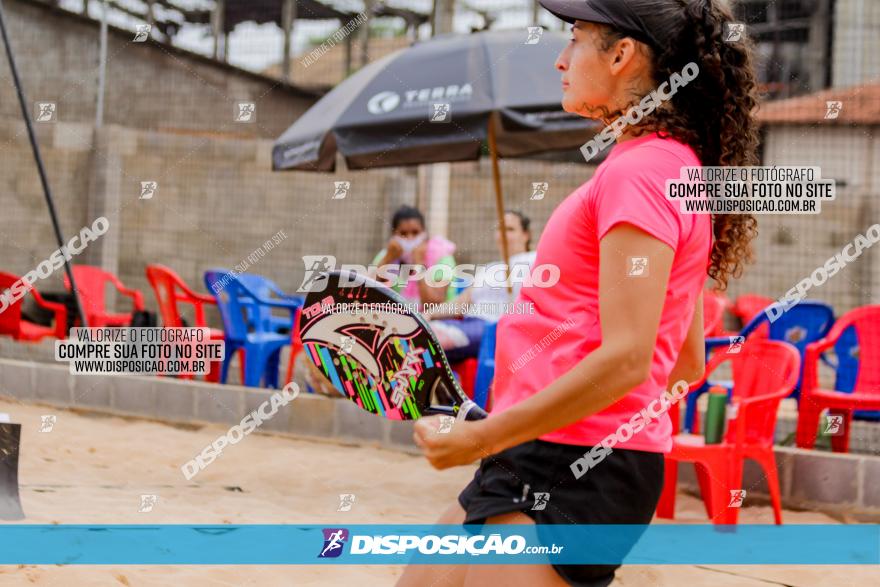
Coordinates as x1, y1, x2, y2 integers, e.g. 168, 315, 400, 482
656, 339, 800, 525
145, 264, 227, 383
451, 359, 477, 399
64, 265, 144, 327
703, 289, 732, 337
732, 294, 774, 338
284, 304, 306, 388
796, 305, 880, 453
0, 272, 67, 341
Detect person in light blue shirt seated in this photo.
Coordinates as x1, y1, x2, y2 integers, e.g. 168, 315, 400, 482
426, 210, 536, 362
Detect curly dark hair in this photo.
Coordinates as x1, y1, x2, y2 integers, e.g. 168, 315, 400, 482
590, 0, 760, 290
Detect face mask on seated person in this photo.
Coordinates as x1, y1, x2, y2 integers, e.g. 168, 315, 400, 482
392, 233, 427, 263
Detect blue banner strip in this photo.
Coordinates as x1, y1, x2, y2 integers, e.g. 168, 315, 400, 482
0, 525, 876, 565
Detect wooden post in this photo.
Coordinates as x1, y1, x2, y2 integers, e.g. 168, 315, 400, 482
433, 0, 454, 37
212, 0, 225, 60
282, 0, 296, 82
344, 34, 354, 76
360, 0, 374, 67
806, 0, 829, 91
487, 117, 512, 297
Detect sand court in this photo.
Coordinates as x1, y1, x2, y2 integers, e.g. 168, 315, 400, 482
1, 397, 877, 586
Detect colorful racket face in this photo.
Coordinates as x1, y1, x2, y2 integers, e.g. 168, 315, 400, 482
298, 270, 486, 421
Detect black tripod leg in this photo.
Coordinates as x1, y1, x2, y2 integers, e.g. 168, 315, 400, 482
0, 423, 24, 520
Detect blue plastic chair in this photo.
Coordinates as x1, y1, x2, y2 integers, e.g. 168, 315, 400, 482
450, 273, 471, 297
236, 273, 304, 334
473, 321, 497, 409
204, 269, 303, 389
683, 299, 833, 432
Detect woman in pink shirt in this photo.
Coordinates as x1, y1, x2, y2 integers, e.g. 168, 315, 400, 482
400, 0, 761, 585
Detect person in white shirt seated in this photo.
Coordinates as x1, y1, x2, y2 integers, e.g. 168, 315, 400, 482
426, 210, 536, 363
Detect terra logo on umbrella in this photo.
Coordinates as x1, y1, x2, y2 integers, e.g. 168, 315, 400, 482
366, 84, 474, 115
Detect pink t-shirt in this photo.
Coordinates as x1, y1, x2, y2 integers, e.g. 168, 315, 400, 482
493, 132, 711, 453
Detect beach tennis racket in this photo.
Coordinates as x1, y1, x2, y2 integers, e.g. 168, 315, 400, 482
298, 269, 487, 421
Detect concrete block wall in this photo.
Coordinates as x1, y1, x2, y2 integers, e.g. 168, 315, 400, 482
0, 358, 418, 454
110, 127, 400, 305
0, 0, 318, 138
0, 117, 92, 283
677, 446, 880, 517
0, 115, 588, 322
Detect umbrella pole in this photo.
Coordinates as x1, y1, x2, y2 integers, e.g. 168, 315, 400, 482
0, 0, 88, 328
487, 118, 513, 298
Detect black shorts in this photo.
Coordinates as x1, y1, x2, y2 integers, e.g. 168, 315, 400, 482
457, 439, 665, 587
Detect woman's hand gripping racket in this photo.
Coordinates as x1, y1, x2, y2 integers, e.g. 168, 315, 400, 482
298, 270, 487, 422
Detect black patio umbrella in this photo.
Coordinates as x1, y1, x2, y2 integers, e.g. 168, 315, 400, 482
272, 28, 598, 290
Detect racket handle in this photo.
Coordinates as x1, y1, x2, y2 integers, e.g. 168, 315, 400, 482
427, 401, 488, 421
458, 400, 488, 421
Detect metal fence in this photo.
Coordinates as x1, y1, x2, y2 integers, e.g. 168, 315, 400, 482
0, 0, 877, 332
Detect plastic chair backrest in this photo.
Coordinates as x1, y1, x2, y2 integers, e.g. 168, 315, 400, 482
726, 339, 801, 446
0, 272, 26, 337
837, 306, 880, 396
145, 264, 187, 328
742, 300, 834, 390
763, 301, 834, 351
235, 273, 288, 330
733, 294, 774, 324
703, 289, 728, 337
204, 269, 257, 344
64, 265, 111, 317
833, 325, 859, 392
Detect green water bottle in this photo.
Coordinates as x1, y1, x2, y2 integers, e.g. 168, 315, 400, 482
704, 386, 728, 444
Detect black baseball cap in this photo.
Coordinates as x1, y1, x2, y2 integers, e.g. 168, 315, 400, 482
538, 0, 662, 50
